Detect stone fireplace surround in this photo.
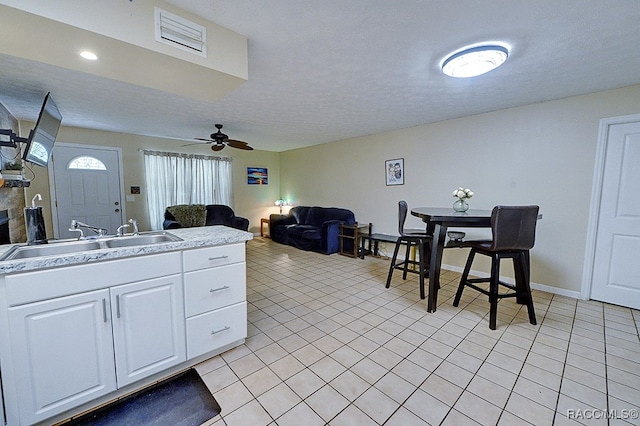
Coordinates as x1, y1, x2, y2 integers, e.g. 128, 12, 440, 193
1, 102, 27, 244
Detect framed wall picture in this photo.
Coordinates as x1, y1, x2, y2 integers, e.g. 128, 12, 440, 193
247, 167, 268, 184
385, 158, 404, 186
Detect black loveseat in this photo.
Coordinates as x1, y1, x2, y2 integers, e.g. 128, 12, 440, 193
163, 204, 249, 231
269, 206, 355, 254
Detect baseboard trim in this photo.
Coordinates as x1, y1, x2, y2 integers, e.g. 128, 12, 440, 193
441, 263, 583, 300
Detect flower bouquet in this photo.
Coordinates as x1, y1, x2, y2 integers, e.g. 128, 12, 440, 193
452, 187, 473, 212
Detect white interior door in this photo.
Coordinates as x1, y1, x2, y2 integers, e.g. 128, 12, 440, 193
51, 144, 124, 239
589, 118, 640, 309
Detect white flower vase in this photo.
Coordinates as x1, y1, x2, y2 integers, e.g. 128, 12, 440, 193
453, 198, 469, 212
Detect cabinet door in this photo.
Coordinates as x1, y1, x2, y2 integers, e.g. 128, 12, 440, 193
8, 289, 116, 425
1, 387, 4, 426
111, 274, 186, 387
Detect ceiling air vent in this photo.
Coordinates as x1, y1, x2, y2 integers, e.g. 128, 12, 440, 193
154, 7, 207, 58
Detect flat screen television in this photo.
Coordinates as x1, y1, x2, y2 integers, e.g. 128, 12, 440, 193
22, 92, 62, 167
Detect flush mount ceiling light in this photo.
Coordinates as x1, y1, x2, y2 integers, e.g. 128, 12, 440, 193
79, 50, 98, 61
442, 45, 508, 78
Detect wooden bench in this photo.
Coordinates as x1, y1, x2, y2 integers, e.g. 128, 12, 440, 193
358, 232, 401, 259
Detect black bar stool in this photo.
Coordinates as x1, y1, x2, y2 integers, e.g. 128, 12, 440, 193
453, 205, 539, 330
385, 201, 432, 299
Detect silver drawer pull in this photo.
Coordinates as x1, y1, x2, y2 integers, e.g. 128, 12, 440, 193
211, 326, 230, 335
209, 285, 230, 293
208, 255, 229, 261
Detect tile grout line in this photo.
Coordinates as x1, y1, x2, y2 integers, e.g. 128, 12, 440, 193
204, 241, 639, 426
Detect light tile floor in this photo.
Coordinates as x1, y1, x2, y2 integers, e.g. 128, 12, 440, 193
199, 238, 640, 426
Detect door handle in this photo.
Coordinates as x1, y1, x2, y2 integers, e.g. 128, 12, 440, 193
115, 208, 120, 212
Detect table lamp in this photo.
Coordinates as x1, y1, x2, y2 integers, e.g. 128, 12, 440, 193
274, 199, 287, 214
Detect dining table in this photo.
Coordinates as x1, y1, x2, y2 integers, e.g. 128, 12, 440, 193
410, 207, 493, 313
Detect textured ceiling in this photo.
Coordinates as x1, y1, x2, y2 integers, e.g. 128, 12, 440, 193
1, 1, 639, 152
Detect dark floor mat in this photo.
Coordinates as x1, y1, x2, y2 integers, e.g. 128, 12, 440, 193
66, 369, 221, 426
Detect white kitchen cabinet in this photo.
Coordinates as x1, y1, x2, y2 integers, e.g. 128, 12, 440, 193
0, 235, 250, 426
186, 301, 247, 359
111, 274, 185, 387
1, 388, 4, 426
183, 245, 247, 359
1, 387, 4, 426
7, 289, 117, 425
2, 252, 183, 425
184, 262, 246, 317
182, 243, 245, 272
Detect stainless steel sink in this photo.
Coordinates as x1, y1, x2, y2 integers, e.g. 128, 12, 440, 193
0, 232, 183, 261
103, 232, 182, 248
1, 240, 103, 260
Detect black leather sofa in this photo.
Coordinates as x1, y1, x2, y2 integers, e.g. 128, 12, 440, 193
163, 204, 249, 231
269, 206, 355, 254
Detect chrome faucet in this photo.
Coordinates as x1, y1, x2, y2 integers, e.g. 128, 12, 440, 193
70, 220, 108, 237
68, 227, 84, 240
115, 223, 130, 237
128, 218, 139, 235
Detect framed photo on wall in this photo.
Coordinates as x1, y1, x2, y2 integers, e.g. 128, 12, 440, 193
247, 167, 268, 184
385, 158, 404, 186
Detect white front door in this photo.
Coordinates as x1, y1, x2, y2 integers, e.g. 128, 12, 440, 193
588, 118, 640, 309
51, 144, 124, 239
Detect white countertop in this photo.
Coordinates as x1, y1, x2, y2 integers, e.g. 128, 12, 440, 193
0, 226, 253, 275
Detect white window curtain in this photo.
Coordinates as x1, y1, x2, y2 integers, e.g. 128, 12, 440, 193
143, 150, 233, 230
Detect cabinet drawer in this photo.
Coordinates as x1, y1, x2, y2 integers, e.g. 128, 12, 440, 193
5, 252, 181, 306
184, 263, 246, 317
182, 243, 245, 272
186, 302, 247, 359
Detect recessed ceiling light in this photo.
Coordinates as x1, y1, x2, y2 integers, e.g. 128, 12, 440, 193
442, 45, 508, 78
79, 51, 98, 61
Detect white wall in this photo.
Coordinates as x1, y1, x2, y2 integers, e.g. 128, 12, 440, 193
0, 0, 248, 79
280, 84, 640, 296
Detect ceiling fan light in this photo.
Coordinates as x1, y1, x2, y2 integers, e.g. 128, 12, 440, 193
79, 50, 98, 61
442, 45, 508, 78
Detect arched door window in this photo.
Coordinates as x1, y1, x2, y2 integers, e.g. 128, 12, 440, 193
67, 156, 107, 170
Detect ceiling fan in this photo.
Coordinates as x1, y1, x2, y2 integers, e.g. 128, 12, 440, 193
186, 124, 254, 151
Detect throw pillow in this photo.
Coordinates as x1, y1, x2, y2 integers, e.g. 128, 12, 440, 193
167, 204, 207, 228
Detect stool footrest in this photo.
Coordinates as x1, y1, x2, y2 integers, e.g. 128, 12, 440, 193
466, 278, 518, 295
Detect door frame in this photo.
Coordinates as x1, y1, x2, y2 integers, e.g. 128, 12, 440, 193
48, 142, 126, 239
581, 113, 640, 300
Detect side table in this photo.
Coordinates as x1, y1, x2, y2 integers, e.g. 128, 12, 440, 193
339, 222, 372, 258
260, 218, 270, 238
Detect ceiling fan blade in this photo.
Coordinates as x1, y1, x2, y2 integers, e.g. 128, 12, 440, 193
226, 139, 249, 149
182, 142, 208, 147
195, 124, 254, 151
232, 144, 254, 151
